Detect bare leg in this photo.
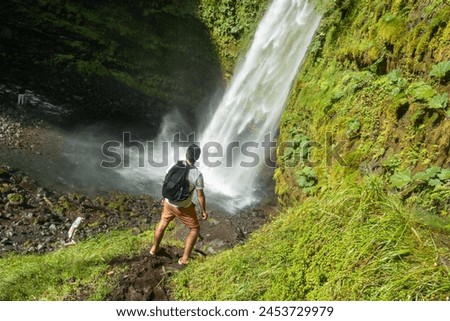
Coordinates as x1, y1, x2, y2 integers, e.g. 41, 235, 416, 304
180, 227, 199, 264
151, 219, 170, 254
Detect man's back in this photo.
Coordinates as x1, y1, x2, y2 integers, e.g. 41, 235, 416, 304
165, 161, 204, 208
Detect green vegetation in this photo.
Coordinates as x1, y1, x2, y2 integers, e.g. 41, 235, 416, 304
197, 0, 269, 77
6, 193, 25, 206
171, 0, 450, 301
1, 0, 449, 301
430, 61, 450, 82
0, 230, 150, 300
172, 176, 450, 300
275, 0, 450, 205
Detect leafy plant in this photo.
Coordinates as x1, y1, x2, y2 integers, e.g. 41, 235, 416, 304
387, 69, 403, 83
387, 69, 408, 96
407, 82, 436, 101
438, 169, 450, 181
390, 170, 412, 189
382, 156, 401, 173
346, 119, 361, 139
429, 60, 450, 82
295, 166, 317, 188
428, 93, 448, 110
425, 166, 443, 178
280, 132, 312, 166
413, 167, 449, 188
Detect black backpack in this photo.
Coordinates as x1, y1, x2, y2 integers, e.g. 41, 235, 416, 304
162, 161, 192, 202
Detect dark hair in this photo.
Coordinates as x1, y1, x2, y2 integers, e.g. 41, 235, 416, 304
186, 144, 201, 163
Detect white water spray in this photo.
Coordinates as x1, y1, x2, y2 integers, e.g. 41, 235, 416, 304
120, 0, 321, 212
198, 0, 320, 208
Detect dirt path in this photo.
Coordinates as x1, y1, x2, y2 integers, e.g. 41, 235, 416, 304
106, 246, 182, 301
105, 204, 274, 301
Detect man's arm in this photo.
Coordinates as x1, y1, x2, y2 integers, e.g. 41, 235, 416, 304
196, 189, 208, 220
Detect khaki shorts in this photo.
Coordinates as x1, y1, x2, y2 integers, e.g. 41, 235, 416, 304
161, 199, 199, 229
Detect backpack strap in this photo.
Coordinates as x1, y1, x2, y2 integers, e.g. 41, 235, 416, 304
181, 160, 197, 194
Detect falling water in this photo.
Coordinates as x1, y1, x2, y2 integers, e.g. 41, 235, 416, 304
198, 0, 321, 208
118, 0, 321, 212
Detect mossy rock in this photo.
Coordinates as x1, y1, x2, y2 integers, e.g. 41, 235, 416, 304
7, 193, 25, 206
0, 184, 12, 194
57, 197, 78, 211
107, 201, 128, 211
52, 206, 66, 215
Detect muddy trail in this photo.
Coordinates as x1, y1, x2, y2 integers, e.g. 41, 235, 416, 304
105, 247, 182, 301
104, 206, 272, 301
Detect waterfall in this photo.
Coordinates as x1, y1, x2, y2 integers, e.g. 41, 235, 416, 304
198, 0, 321, 209
117, 0, 321, 212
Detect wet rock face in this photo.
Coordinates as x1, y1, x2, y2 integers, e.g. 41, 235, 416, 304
0, 1, 222, 127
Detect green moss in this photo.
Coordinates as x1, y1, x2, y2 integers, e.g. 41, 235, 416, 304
0, 184, 12, 194
275, 0, 450, 210
7, 193, 25, 205
198, 0, 269, 76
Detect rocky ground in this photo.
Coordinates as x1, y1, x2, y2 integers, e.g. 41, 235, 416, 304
0, 163, 160, 256
0, 102, 276, 300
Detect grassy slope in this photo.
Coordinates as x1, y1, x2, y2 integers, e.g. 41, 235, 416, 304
0, 230, 151, 300
173, 176, 450, 300
171, 0, 450, 300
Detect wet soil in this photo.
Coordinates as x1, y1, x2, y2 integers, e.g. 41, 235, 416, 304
106, 247, 182, 301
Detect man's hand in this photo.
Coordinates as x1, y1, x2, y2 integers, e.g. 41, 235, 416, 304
201, 211, 208, 220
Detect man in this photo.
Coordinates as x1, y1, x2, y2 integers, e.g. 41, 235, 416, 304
150, 144, 208, 266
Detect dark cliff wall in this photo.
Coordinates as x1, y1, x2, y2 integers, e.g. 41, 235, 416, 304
0, 0, 222, 126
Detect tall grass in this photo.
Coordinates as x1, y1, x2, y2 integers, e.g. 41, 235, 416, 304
172, 176, 450, 300
0, 230, 151, 300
